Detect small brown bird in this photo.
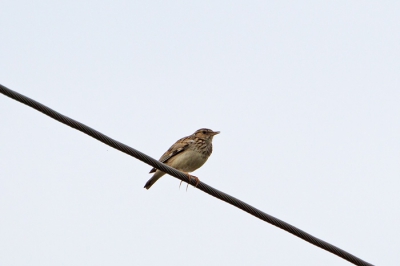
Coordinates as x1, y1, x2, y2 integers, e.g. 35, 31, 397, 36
144, 128, 220, 190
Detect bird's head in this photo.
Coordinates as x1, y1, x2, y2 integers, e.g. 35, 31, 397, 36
193, 128, 220, 141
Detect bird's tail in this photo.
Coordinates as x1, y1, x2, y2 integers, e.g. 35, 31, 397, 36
144, 171, 165, 190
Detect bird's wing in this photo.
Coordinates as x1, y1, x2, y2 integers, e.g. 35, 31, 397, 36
149, 136, 193, 173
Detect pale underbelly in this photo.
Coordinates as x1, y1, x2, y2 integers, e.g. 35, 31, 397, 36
169, 150, 208, 172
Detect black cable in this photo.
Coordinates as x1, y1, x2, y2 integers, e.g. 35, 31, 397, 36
0, 84, 374, 266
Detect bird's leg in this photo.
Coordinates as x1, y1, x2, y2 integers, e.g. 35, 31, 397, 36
192, 175, 200, 187
179, 173, 201, 191
186, 173, 200, 187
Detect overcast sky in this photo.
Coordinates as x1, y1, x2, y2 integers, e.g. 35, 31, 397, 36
1, 1, 399, 265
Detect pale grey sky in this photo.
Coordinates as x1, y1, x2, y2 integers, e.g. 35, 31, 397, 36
1, 1, 399, 265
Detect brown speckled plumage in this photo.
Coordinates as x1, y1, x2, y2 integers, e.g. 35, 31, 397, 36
144, 128, 219, 190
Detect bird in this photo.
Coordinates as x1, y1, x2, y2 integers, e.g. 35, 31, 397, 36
144, 128, 220, 190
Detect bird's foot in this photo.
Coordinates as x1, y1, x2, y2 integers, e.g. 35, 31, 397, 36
187, 173, 200, 187
186, 173, 200, 191
178, 180, 190, 191
179, 174, 200, 191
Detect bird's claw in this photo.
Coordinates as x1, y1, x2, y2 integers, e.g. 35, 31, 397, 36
179, 174, 200, 191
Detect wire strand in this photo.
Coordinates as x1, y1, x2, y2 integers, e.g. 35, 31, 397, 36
0, 84, 374, 266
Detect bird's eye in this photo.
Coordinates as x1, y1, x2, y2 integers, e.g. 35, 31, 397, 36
202, 130, 207, 134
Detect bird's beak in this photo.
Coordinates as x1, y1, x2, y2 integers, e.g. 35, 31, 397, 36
212, 131, 220, 135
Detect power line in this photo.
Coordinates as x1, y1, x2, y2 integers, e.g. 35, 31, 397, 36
0, 84, 373, 266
